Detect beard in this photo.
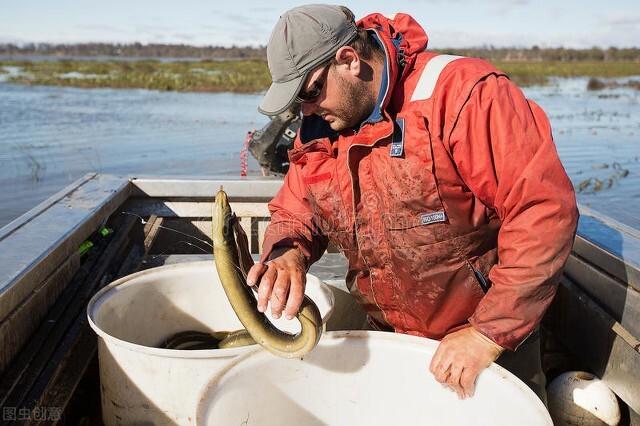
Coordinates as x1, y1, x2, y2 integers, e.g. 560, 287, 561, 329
323, 72, 376, 132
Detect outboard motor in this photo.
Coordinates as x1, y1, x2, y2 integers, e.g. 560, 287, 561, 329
248, 105, 301, 176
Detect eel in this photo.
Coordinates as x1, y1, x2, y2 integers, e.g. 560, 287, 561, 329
211, 188, 322, 358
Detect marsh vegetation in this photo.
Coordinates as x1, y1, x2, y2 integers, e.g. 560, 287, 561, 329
586, 77, 640, 91
0, 59, 271, 92
495, 61, 640, 87
1, 58, 638, 93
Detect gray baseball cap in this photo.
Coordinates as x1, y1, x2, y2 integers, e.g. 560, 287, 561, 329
258, 4, 358, 116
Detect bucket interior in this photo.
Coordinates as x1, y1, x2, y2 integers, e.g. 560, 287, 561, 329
197, 331, 552, 426
89, 261, 333, 349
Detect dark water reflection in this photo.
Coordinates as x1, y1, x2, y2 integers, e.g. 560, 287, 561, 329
0, 76, 639, 228
0, 83, 267, 226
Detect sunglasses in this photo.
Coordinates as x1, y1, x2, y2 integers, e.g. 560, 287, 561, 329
295, 63, 331, 104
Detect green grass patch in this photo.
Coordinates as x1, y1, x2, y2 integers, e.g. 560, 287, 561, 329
495, 61, 640, 86
0, 59, 271, 92
1, 59, 638, 92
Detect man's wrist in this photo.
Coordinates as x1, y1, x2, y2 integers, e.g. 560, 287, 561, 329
268, 245, 308, 268
470, 327, 505, 355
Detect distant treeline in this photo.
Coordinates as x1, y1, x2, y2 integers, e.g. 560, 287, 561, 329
0, 43, 266, 59
1, 43, 639, 62
434, 46, 640, 62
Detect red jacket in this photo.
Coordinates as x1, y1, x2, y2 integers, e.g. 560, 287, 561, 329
260, 13, 578, 350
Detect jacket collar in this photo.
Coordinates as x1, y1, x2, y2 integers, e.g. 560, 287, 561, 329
359, 30, 388, 127
298, 13, 429, 145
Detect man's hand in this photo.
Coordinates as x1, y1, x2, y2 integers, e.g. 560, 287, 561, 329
246, 246, 307, 320
429, 327, 504, 399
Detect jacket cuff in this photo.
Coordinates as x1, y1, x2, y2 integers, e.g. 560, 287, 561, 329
468, 317, 525, 351
470, 324, 505, 351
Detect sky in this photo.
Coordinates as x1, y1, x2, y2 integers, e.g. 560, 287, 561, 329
1, 0, 639, 49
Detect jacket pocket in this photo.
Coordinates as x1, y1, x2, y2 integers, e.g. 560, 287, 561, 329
372, 111, 445, 217
382, 210, 450, 248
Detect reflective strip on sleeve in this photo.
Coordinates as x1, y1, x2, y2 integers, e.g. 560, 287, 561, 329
410, 55, 464, 102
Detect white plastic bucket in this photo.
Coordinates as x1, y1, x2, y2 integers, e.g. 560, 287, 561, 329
87, 261, 334, 425
197, 331, 553, 426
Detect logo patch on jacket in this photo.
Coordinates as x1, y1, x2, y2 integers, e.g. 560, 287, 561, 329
390, 118, 405, 157
420, 211, 447, 225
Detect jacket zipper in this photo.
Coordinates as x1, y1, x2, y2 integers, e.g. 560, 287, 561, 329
467, 260, 491, 293
346, 131, 393, 326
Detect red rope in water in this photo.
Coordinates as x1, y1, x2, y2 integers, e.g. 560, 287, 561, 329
240, 131, 254, 177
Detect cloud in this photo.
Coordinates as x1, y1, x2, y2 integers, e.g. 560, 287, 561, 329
428, 29, 529, 48
251, 6, 279, 14
199, 30, 264, 46
134, 24, 173, 33
406, 0, 529, 3
428, 27, 640, 48
604, 16, 640, 26
215, 12, 248, 22
402, 0, 468, 3
0, 34, 26, 44
172, 33, 196, 41
590, 14, 640, 47
200, 16, 272, 39
485, 0, 532, 17
74, 24, 128, 34
148, 33, 168, 42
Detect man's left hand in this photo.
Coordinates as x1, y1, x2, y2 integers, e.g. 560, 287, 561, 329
429, 327, 505, 399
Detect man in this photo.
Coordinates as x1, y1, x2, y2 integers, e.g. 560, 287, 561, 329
247, 4, 578, 401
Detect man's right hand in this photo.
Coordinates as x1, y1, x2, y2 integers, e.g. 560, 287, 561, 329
246, 247, 308, 321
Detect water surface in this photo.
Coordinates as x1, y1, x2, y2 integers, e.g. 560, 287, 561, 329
0, 83, 266, 226
0, 77, 638, 229
526, 77, 640, 228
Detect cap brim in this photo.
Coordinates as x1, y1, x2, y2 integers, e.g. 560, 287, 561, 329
258, 75, 306, 116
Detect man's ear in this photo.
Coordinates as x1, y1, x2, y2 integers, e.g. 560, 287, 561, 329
335, 46, 360, 76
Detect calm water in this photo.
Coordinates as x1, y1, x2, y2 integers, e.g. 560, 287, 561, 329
528, 77, 640, 228
0, 77, 639, 229
0, 83, 267, 226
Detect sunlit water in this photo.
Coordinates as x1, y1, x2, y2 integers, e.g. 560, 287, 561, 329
525, 77, 640, 228
0, 77, 638, 229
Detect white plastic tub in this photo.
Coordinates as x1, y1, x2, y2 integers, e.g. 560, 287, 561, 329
87, 261, 334, 425
197, 331, 553, 426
